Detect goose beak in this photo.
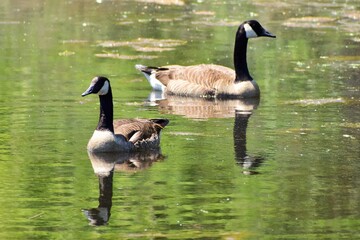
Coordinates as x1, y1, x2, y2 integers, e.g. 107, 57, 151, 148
82, 85, 94, 97
263, 30, 276, 38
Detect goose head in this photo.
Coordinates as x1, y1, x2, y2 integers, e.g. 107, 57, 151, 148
82, 76, 110, 97
241, 20, 276, 39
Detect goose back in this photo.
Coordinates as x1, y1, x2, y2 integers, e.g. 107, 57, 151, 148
142, 64, 259, 98
114, 118, 169, 144
139, 64, 237, 97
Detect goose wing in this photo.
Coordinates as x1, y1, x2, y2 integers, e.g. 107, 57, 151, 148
156, 64, 235, 86
113, 119, 169, 144
155, 64, 236, 96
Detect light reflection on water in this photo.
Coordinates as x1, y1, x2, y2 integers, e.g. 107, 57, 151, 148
0, 0, 359, 239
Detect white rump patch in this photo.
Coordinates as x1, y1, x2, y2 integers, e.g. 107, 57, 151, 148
149, 73, 166, 91
98, 81, 109, 95
244, 23, 258, 38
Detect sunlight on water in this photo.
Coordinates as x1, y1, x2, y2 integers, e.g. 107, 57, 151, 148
0, 0, 359, 239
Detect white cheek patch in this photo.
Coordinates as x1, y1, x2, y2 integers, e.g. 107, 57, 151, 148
244, 23, 258, 38
98, 81, 109, 95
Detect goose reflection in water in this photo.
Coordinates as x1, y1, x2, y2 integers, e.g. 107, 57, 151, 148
149, 92, 264, 174
82, 149, 164, 226
233, 110, 264, 175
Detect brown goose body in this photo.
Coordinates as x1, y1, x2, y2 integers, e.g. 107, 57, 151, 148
82, 76, 169, 153
136, 20, 275, 99
113, 118, 167, 143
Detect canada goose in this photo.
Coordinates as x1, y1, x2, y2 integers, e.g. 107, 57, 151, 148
135, 20, 275, 98
82, 76, 169, 152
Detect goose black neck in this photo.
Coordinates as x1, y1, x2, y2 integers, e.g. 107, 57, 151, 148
97, 87, 114, 133
234, 29, 252, 82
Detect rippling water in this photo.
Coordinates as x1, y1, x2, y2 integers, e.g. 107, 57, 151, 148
0, 0, 359, 239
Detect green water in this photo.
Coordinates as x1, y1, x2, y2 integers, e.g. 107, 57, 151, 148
0, 0, 359, 239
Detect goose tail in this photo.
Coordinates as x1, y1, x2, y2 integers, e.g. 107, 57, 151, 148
135, 64, 167, 91
135, 64, 151, 74
151, 119, 170, 128
135, 64, 169, 74
135, 64, 157, 74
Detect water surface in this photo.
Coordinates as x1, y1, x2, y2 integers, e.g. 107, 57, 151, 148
0, 0, 359, 239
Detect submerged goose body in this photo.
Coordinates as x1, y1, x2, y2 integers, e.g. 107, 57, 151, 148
136, 20, 275, 99
82, 76, 169, 153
